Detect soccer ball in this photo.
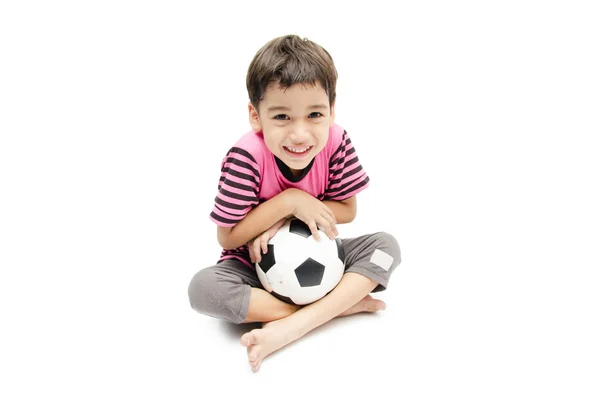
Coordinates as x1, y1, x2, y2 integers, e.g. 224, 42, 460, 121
256, 218, 345, 305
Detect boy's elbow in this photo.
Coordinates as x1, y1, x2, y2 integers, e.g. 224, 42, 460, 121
347, 211, 357, 223
341, 196, 357, 223
217, 226, 236, 250
344, 210, 356, 223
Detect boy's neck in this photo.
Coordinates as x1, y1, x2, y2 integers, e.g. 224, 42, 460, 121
274, 156, 314, 182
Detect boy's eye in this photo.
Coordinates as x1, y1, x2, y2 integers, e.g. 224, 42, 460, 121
273, 112, 323, 120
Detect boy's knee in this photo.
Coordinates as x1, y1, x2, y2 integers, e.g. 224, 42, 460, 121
365, 232, 401, 292
188, 268, 219, 313
374, 231, 401, 262
187, 267, 247, 324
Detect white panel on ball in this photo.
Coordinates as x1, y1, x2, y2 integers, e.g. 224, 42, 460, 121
255, 219, 345, 305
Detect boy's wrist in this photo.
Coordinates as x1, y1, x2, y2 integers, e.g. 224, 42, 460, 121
281, 188, 300, 219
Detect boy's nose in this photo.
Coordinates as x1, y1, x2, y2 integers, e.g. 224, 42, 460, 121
289, 125, 310, 141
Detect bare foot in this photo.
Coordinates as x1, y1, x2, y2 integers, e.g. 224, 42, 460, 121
240, 320, 301, 372
239, 295, 385, 372
337, 295, 386, 317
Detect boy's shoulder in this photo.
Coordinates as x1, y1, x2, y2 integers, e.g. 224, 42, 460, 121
234, 129, 267, 151
223, 130, 269, 165
325, 123, 347, 152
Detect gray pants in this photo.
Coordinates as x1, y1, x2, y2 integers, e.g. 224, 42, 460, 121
188, 231, 401, 324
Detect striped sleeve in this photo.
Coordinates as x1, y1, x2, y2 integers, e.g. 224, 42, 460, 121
324, 130, 370, 201
209, 147, 261, 227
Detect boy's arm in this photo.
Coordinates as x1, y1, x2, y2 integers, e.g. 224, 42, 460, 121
217, 190, 295, 250
322, 196, 357, 224
217, 190, 357, 250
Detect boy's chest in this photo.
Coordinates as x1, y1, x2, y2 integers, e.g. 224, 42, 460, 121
259, 162, 328, 200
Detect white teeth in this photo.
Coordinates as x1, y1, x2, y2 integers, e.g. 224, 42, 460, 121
286, 146, 310, 153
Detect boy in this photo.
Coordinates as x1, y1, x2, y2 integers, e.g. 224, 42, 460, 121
188, 34, 401, 372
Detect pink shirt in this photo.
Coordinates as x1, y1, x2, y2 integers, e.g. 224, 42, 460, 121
209, 123, 370, 267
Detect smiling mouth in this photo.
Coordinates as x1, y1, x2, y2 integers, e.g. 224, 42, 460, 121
284, 145, 312, 154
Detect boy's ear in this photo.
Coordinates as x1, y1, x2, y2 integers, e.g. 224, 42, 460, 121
329, 103, 336, 126
248, 103, 262, 132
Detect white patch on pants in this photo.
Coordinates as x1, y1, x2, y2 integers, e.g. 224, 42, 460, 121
370, 249, 394, 271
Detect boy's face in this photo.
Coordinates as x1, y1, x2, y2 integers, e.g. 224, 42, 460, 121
249, 82, 335, 176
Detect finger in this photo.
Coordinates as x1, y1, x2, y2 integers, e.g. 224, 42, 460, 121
247, 241, 254, 261
253, 241, 262, 263
308, 222, 321, 241
331, 223, 339, 237
274, 218, 286, 229
322, 212, 336, 227
323, 225, 336, 240
324, 207, 337, 223
325, 216, 339, 237
317, 215, 337, 240
261, 235, 269, 254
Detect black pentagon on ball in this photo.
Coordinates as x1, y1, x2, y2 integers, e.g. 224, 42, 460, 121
271, 291, 296, 305
257, 244, 276, 273
336, 237, 345, 264
295, 258, 325, 287
289, 219, 312, 238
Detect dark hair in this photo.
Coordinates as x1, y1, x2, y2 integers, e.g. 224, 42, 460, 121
246, 34, 338, 110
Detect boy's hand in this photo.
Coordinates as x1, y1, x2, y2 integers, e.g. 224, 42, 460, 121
248, 218, 287, 264
286, 189, 338, 241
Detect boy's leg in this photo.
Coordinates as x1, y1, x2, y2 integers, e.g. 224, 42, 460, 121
241, 231, 401, 371
188, 259, 277, 324
189, 258, 385, 324
244, 287, 300, 323
245, 277, 387, 323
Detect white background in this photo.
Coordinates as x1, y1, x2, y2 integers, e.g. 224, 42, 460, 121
1, 0, 599, 395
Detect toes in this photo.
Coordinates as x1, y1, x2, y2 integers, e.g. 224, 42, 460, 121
248, 347, 259, 362
242, 329, 263, 347
251, 359, 261, 372
241, 332, 255, 347
248, 348, 262, 371
366, 299, 386, 312
374, 300, 386, 311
